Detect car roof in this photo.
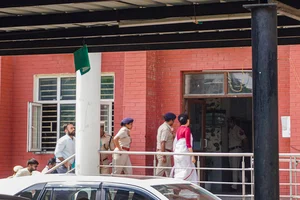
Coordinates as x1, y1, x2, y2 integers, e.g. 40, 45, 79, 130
0, 174, 190, 195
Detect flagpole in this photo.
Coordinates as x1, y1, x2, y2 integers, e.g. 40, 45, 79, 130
75, 53, 101, 175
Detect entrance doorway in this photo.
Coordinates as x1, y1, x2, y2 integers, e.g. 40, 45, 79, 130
187, 97, 252, 193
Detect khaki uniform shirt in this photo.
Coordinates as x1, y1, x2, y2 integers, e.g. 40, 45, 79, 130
156, 122, 174, 151
229, 125, 246, 149
100, 133, 115, 161
15, 168, 31, 177
114, 127, 131, 149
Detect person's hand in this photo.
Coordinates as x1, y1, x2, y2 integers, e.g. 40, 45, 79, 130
64, 162, 71, 169
162, 156, 167, 163
192, 156, 196, 164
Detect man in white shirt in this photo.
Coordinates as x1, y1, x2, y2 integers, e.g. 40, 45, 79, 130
54, 123, 76, 173
15, 158, 39, 177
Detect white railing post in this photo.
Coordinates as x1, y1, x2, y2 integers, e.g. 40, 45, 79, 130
289, 156, 293, 200
294, 157, 298, 197
250, 156, 254, 200
242, 156, 246, 200
197, 156, 201, 186
153, 155, 156, 176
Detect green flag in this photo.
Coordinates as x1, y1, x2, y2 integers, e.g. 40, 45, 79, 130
73, 45, 91, 75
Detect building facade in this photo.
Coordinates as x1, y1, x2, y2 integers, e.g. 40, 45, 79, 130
0, 46, 299, 193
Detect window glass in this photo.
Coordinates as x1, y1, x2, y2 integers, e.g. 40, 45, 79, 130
17, 183, 46, 200
152, 184, 218, 200
60, 104, 76, 138
104, 187, 152, 200
39, 78, 57, 101
228, 72, 252, 94
61, 77, 76, 100
40, 189, 52, 200
35, 75, 115, 152
52, 187, 97, 200
101, 76, 114, 99
185, 74, 224, 95
41, 104, 58, 152
28, 103, 42, 151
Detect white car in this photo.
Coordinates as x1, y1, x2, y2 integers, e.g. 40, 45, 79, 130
0, 174, 221, 200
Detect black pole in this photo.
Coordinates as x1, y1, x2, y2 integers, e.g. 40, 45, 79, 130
244, 3, 279, 200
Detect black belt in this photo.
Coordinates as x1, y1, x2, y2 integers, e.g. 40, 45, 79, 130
229, 146, 242, 151
102, 157, 108, 162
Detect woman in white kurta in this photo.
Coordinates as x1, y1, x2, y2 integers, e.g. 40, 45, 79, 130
171, 114, 198, 183
112, 117, 133, 175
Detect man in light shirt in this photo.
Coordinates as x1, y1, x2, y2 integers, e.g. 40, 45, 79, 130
54, 123, 76, 173
15, 158, 39, 177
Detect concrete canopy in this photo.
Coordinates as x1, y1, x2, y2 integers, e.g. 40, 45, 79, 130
0, 0, 298, 55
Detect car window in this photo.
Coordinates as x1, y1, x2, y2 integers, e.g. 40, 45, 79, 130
104, 187, 152, 200
16, 183, 46, 200
50, 187, 97, 200
152, 184, 219, 200
40, 189, 52, 200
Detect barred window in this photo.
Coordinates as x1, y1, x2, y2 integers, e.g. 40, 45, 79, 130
28, 74, 115, 152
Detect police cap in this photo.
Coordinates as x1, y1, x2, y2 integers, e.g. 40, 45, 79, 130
121, 117, 134, 126
164, 112, 177, 121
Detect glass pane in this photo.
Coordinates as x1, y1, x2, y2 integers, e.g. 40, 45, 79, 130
52, 187, 97, 200
185, 74, 224, 95
152, 184, 217, 200
189, 103, 203, 151
31, 105, 42, 150
42, 104, 57, 152
101, 104, 110, 133
105, 188, 151, 200
60, 104, 76, 138
61, 77, 76, 100
17, 183, 46, 200
39, 78, 57, 101
228, 72, 252, 94
101, 76, 114, 99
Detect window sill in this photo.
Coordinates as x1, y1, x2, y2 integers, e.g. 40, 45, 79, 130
32, 151, 54, 155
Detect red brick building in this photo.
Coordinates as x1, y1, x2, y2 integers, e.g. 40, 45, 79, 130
0, 45, 299, 193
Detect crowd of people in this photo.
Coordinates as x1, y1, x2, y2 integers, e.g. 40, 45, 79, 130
7, 113, 198, 184
8, 113, 247, 187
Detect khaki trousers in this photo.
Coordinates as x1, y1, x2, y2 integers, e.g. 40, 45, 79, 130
100, 159, 110, 174
113, 153, 132, 175
155, 154, 172, 177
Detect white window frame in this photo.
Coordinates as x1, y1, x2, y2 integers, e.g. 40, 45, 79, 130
28, 73, 115, 153
27, 102, 42, 152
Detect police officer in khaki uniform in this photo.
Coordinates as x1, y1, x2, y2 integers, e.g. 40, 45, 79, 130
112, 117, 133, 175
228, 117, 248, 191
156, 112, 176, 177
100, 123, 114, 174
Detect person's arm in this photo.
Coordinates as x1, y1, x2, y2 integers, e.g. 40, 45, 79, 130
54, 138, 70, 168
242, 138, 249, 152
185, 128, 196, 163
113, 129, 125, 151
160, 129, 169, 163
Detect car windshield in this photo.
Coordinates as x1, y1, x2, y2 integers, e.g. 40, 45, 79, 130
152, 184, 219, 200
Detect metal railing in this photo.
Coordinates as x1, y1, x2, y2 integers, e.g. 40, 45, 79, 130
98, 151, 300, 200
43, 151, 300, 199
43, 154, 75, 174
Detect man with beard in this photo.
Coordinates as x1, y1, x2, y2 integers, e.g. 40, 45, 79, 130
15, 158, 39, 177
55, 123, 76, 173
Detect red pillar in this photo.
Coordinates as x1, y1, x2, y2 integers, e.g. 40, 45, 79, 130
0, 57, 14, 178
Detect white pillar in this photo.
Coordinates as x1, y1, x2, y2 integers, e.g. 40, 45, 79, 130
75, 53, 101, 175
